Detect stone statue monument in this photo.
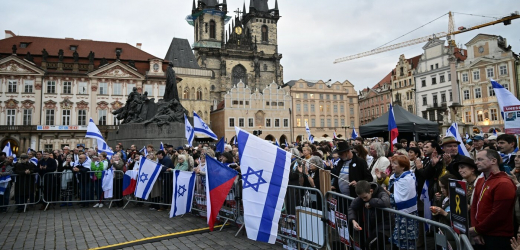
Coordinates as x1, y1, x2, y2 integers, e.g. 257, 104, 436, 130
58, 49, 64, 62
88, 51, 95, 64
73, 51, 79, 62
163, 62, 180, 102
42, 49, 48, 61
12, 45, 17, 54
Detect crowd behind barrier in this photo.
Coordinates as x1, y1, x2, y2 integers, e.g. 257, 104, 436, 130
3, 133, 520, 250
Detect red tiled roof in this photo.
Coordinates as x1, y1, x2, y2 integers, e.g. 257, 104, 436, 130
212, 100, 225, 112
372, 71, 393, 89
0, 35, 159, 61
407, 54, 422, 69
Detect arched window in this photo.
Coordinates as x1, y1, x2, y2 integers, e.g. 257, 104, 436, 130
197, 87, 203, 100
183, 87, 189, 99
209, 20, 216, 39
191, 87, 195, 99
261, 25, 268, 42
232, 64, 248, 86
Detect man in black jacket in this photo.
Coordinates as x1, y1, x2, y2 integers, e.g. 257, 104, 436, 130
331, 141, 373, 198
73, 154, 92, 207
38, 151, 58, 210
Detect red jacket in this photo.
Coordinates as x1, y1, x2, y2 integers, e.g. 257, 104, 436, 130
470, 171, 516, 237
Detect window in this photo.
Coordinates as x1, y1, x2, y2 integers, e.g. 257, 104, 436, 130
448, 74, 451, 81
431, 77, 437, 85
433, 94, 438, 104
303, 93, 308, 99
310, 104, 315, 112
320, 119, 325, 127
490, 109, 498, 121
334, 119, 338, 127
309, 94, 314, 99
261, 25, 268, 42
209, 20, 216, 39
159, 85, 165, 96
449, 91, 452, 101
8, 80, 17, 93
229, 118, 235, 127
47, 81, 56, 93
295, 94, 300, 99
24, 80, 33, 93
422, 96, 427, 106
327, 119, 331, 127
144, 84, 153, 96
326, 94, 330, 100
266, 118, 271, 127
62, 110, 70, 125
465, 111, 472, 123
183, 88, 189, 99
441, 93, 446, 103
113, 116, 120, 125
340, 95, 343, 100
45, 110, 55, 125
319, 94, 323, 100
339, 105, 344, 113
473, 71, 480, 81
500, 65, 507, 75
6, 109, 15, 125
70, 46, 77, 51
475, 88, 481, 98
303, 104, 308, 112
342, 119, 346, 126
99, 82, 108, 95
274, 119, 280, 127
113, 83, 122, 95
333, 105, 338, 113
431, 65, 434, 70
78, 110, 87, 126
463, 90, 470, 100
296, 104, 301, 112
319, 105, 323, 112
19, 43, 28, 48
63, 81, 72, 94
44, 144, 53, 152
283, 119, 289, 127
421, 79, 426, 87
333, 95, 337, 100
98, 110, 107, 125
197, 88, 203, 100
408, 105, 413, 113
296, 118, 301, 127
78, 82, 88, 94
435, 63, 439, 69
23, 109, 32, 125
488, 86, 495, 97
127, 83, 136, 95
486, 68, 494, 78
349, 97, 353, 103
349, 107, 354, 115
422, 111, 427, 119
477, 111, 483, 122
238, 118, 244, 127
440, 75, 445, 83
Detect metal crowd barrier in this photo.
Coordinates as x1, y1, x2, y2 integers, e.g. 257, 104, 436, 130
460, 234, 473, 250
326, 191, 465, 250
0, 173, 41, 213
191, 174, 243, 231
277, 185, 327, 250
123, 172, 176, 209
41, 170, 125, 210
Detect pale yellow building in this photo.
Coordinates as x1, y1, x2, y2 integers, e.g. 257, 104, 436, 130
392, 54, 421, 114
210, 81, 291, 144
288, 79, 359, 142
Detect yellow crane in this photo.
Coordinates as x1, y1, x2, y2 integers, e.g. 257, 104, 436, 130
334, 11, 520, 64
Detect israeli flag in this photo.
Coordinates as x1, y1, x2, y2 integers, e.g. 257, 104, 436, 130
492, 78, 520, 113
160, 142, 164, 151
135, 157, 162, 200
85, 118, 105, 141
305, 121, 314, 143
193, 111, 217, 140
420, 180, 431, 231
2, 142, 12, 157
185, 114, 195, 147
0, 175, 11, 195
235, 127, 291, 244
275, 138, 280, 147
30, 157, 38, 166
446, 123, 471, 157
139, 146, 148, 157
169, 170, 196, 218
27, 148, 32, 154
465, 133, 469, 140
97, 140, 114, 160
351, 128, 359, 140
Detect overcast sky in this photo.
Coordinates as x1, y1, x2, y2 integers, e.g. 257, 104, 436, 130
1, 0, 519, 92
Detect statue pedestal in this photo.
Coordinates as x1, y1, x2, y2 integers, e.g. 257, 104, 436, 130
107, 123, 187, 149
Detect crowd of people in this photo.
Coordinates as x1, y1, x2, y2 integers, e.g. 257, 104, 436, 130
1, 133, 520, 250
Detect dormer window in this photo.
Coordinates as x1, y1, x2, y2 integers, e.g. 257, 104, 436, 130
70, 46, 77, 51
20, 43, 29, 48
115, 48, 122, 54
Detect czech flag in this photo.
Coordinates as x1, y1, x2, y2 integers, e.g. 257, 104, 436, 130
388, 104, 399, 152
205, 155, 238, 231
122, 170, 138, 196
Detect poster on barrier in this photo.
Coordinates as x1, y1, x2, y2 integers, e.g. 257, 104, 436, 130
449, 179, 468, 234
335, 211, 350, 245
327, 198, 337, 228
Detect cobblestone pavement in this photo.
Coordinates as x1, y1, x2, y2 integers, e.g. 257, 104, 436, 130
0, 203, 281, 250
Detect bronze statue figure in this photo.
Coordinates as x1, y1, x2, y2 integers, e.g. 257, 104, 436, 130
163, 62, 180, 102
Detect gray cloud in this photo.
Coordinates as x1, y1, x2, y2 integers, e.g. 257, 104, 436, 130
1, 0, 518, 91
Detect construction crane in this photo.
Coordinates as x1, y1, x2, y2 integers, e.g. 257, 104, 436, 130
334, 11, 520, 64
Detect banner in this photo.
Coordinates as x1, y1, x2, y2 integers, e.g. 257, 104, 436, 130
449, 179, 468, 234
504, 106, 520, 134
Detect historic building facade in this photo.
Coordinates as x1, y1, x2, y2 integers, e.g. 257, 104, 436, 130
210, 81, 291, 143
359, 72, 392, 125
289, 79, 359, 142
0, 31, 211, 153
456, 34, 518, 133
392, 54, 421, 114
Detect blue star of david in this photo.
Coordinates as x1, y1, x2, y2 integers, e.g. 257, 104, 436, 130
186, 126, 192, 133
202, 122, 209, 130
242, 167, 267, 192
177, 185, 186, 197
140, 173, 149, 183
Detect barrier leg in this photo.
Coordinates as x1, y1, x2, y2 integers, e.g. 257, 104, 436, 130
219, 218, 229, 231
109, 200, 113, 209
123, 199, 131, 209
235, 224, 244, 237
44, 202, 49, 211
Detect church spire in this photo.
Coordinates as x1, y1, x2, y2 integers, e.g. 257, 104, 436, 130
192, 0, 196, 9
243, 1, 247, 15
275, 0, 278, 10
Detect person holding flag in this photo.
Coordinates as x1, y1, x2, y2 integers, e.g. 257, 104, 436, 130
305, 121, 314, 143
388, 104, 398, 152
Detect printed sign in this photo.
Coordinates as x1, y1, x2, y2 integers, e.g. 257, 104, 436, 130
449, 179, 468, 234
37, 125, 88, 131
504, 106, 520, 134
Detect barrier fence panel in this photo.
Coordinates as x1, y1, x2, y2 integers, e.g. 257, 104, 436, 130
41, 170, 124, 210
123, 172, 175, 209
460, 234, 474, 250
0, 173, 41, 213
277, 185, 327, 250
326, 191, 464, 250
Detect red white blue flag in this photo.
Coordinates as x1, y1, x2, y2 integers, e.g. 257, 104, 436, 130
388, 104, 398, 152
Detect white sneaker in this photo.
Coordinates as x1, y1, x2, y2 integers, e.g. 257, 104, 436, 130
98, 203, 104, 208
93, 203, 100, 208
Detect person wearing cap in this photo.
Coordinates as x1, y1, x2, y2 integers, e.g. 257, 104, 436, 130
331, 141, 372, 198
470, 136, 485, 161
452, 157, 480, 208
469, 149, 516, 249
12, 154, 34, 213
440, 136, 472, 180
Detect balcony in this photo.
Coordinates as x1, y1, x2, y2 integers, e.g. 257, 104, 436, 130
426, 102, 447, 111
